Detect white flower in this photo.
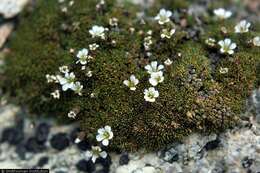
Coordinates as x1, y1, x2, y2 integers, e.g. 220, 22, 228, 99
85, 146, 107, 163
219, 67, 229, 74
235, 20, 251, 33
96, 125, 113, 146
161, 28, 175, 39
51, 90, 60, 99
68, 111, 77, 119
145, 61, 164, 74
164, 58, 173, 66
213, 8, 232, 19
57, 72, 76, 91
59, 65, 69, 74
76, 48, 92, 65
69, 0, 74, 6
89, 25, 106, 39
72, 81, 83, 96
253, 36, 260, 47
46, 74, 58, 83
144, 87, 159, 102
218, 38, 237, 55
89, 43, 99, 51
149, 71, 164, 86
123, 75, 139, 91
155, 9, 172, 25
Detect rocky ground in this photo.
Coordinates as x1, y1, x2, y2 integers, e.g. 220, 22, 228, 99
0, 0, 260, 173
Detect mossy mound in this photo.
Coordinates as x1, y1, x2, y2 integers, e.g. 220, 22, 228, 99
2, 0, 260, 151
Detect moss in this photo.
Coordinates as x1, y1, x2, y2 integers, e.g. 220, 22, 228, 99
1, 0, 260, 151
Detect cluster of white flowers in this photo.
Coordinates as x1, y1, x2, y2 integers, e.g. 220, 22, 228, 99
144, 61, 164, 102
46, 68, 83, 98
85, 125, 113, 163
213, 8, 258, 54
213, 8, 232, 20
56, 72, 83, 95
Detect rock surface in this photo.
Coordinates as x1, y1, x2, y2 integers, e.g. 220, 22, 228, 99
0, 0, 29, 18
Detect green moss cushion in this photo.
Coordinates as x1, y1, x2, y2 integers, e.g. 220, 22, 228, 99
2, 0, 260, 151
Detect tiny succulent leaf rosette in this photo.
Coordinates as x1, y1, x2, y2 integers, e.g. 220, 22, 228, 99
161, 28, 175, 39
145, 61, 164, 74
218, 38, 237, 55
149, 71, 164, 86
96, 126, 114, 146
123, 75, 139, 91
59, 65, 69, 74
85, 146, 107, 163
154, 9, 172, 25
164, 58, 173, 66
89, 43, 99, 51
89, 25, 106, 39
213, 8, 232, 19
234, 20, 251, 33
144, 87, 159, 102
46, 74, 58, 83
51, 90, 60, 99
68, 110, 77, 119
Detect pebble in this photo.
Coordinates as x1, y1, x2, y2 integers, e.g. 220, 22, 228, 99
241, 156, 253, 168
0, 0, 29, 18
204, 138, 220, 151
50, 133, 70, 151
76, 159, 95, 173
69, 127, 80, 142
1, 127, 24, 145
25, 137, 46, 153
96, 155, 112, 169
15, 144, 27, 160
77, 140, 91, 151
35, 123, 50, 144
163, 148, 179, 163
37, 156, 49, 167
119, 152, 130, 165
